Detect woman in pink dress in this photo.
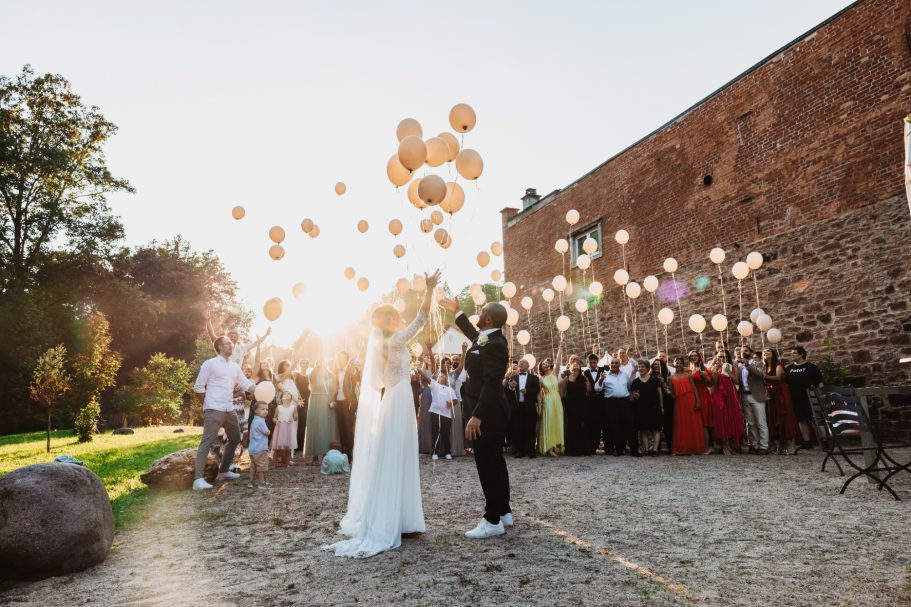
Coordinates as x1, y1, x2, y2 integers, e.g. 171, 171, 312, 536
710, 363, 745, 455
688, 350, 715, 455
670, 356, 706, 456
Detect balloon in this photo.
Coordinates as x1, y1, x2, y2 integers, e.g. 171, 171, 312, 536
613, 268, 630, 286
292, 283, 306, 299
254, 381, 276, 404
308, 225, 321, 238
388, 219, 403, 236
386, 154, 411, 187
269, 226, 285, 243
469, 314, 480, 326
582, 237, 598, 255
556, 315, 571, 332
469, 283, 483, 296
433, 228, 448, 244
430, 210, 444, 225
396, 277, 410, 293
520, 296, 533, 310
732, 261, 750, 280
577, 254, 591, 270
412, 343, 423, 356
710, 247, 726, 264
767, 328, 782, 344
393, 244, 406, 258
506, 308, 520, 327
357, 220, 369, 234
542, 288, 555, 303
552, 275, 567, 291
417, 174, 447, 205
502, 282, 517, 299
615, 229, 630, 245
425, 137, 450, 167
472, 291, 486, 306
231, 206, 245, 220
440, 182, 465, 214
449, 103, 477, 133
555, 239, 569, 254
269, 244, 285, 260
455, 149, 483, 180
344, 267, 356, 280
490, 241, 503, 256
756, 313, 773, 332
335, 182, 346, 196
589, 281, 603, 296
357, 277, 370, 292
396, 118, 422, 141
394, 299, 407, 313
516, 330, 531, 346
565, 209, 580, 225
412, 275, 426, 292
477, 251, 490, 268
398, 135, 427, 171
711, 314, 728, 332
688, 314, 706, 333
300, 218, 314, 233
420, 218, 433, 233
750, 308, 765, 324
523, 353, 537, 369
407, 178, 427, 209
643, 275, 659, 293
625, 281, 641, 299
491, 269, 502, 281
438, 132, 460, 161
746, 251, 764, 270
737, 320, 754, 337
263, 297, 282, 322
657, 307, 674, 326
663, 257, 678, 273
574, 298, 588, 313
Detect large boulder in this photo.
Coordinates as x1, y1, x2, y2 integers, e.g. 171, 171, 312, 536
140, 448, 220, 490
0, 463, 114, 579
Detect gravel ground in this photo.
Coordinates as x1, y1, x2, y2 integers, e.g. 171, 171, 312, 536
3, 449, 910, 607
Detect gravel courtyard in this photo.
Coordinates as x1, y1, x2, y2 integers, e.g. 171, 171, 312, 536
4, 450, 910, 607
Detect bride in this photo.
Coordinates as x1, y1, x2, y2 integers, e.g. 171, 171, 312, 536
324, 270, 441, 558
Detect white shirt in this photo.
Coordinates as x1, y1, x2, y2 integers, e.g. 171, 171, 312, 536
428, 379, 456, 418
194, 356, 255, 412
595, 371, 632, 398
337, 370, 346, 401
453, 368, 467, 400
229, 341, 250, 366
618, 358, 638, 380
597, 353, 613, 367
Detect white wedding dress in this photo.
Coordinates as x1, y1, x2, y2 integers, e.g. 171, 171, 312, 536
324, 310, 427, 558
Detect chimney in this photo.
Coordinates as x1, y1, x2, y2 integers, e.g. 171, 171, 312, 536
521, 188, 541, 210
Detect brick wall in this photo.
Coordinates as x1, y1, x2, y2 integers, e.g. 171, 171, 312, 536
502, 0, 911, 391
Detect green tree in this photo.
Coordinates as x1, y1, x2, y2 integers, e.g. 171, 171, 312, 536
112, 353, 192, 426
29, 344, 71, 452
0, 65, 133, 291
69, 311, 121, 441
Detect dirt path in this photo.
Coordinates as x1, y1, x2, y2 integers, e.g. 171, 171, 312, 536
4, 450, 911, 606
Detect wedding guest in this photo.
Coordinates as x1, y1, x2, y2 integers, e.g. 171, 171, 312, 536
594, 342, 612, 367
448, 344, 467, 457
204, 309, 271, 366
294, 359, 311, 457
334, 351, 361, 459
560, 357, 589, 456
506, 359, 541, 458
320, 441, 351, 476
615, 347, 638, 380
276, 358, 303, 462
271, 390, 298, 468
595, 358, 636, 456
538, 350, 564, 457
631, 360, 663, 456
688, 350, 715, 455
736, 346, 770, 455
303, 357, 337, 465
246, 402, 271, 489
583, 353, 606, 455
785, 346, 824, 448
652, 358, 675, 453
657, 350, 676, 374
419, 355, 458, 460
764, 348, 799, 455
670, 356, 706, 455
709, 363, 744, 455
417, 368, 434, 454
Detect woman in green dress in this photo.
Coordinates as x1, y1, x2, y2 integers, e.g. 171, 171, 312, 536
538, 343, 565, 457
303, 357, 338, 464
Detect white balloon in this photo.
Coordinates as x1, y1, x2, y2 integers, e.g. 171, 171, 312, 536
688, 314, 707, 333
737, 320, 754, 337
615, 229, 630, 245
412, 343, 423, 356
506, 308, 520, 327
746, 251, 764, 270
663, 257, 679, 273
516, 330, 531, 346
750, 308, 765, 324
542, 288, 555, 303
396, 118, 422, 141
394, 299, 407, 313
469, 283, 483, 296
767, 327, 783, 344
756, 313, 773, 332
554, 239, 569, 254
657, 307, 674, 326
582, 237, 598, 255
412, 275, 426, 292
575, 254, 591, 271
469, 315, 480, 326
292, 283, 307, 299
711, 314, 728, 332
574, 298, 588, 313
613, 268, 630, 286
523, 353, 537, 369
552, 275, 567, 291
490, 269, 502, 282
625, 281, 641, 299
556, 315, 571, 332
473, 292, 487, 306
502, 282, 517, 299
589, 281, 604, 296
643, 275, 659, 293
709, 247, 726, 264
254, 381, 276, 404
732, 261, 750, 280
565, 209, 580, 225
520, 296, 533, 310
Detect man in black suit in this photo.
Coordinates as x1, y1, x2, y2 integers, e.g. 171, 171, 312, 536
505, 359, 541, 458
441, 298, 512, 539
293, 359, 311, 456
583, 353, 605, 455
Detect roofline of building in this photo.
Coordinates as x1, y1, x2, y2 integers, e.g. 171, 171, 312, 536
508, 0, 866, 221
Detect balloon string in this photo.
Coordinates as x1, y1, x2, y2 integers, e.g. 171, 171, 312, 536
752, 272, 761, 311
651, 293, 659, 359
717, 264, 728, 347
664, 325, 669, 358
672, 272, 686, 354
737, 280, 744, 347
547, 301, 556, 362
621, 286, 630, 341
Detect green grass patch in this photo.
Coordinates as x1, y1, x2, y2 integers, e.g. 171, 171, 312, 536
0, 426, 201, 528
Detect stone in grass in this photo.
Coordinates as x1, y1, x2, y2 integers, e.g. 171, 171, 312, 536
0, 463, 114, 580
173, 428, 185, 433
140, 448, 219, 491
112, 428, 135, 435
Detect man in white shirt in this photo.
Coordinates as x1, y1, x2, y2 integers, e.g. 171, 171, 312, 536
594, 359, 637, 456
615, 347, 638, 380
192, 335, 256, 490
204, 310, 271, 366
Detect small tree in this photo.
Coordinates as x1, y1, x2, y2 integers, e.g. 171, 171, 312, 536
30, 345, 71, 452
112, 353, 191, 426
70, 312, 121, 441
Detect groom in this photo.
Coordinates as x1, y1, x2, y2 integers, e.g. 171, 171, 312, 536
441, 298, 512, 539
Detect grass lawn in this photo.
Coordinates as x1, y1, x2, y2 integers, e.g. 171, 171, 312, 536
0, 426, 202, 529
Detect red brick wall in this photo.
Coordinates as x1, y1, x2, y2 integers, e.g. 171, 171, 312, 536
502, 0, 911, 389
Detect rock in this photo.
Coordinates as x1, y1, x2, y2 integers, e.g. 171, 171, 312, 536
173, 428, 185, 433
112, 428, 134, 435
0, 463, 114, 580
140, 448, 219, 490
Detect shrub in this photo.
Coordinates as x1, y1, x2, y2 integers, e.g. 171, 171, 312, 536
112, 353, 192, 426
74, 397, 101, 442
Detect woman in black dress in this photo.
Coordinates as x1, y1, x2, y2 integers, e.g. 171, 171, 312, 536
632, 360, 664, 456
559, 357, 590, 456
652, 358, 674, 454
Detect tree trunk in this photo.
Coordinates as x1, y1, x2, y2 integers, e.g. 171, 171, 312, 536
46, 408, 51, 453
122, 413, 127, 428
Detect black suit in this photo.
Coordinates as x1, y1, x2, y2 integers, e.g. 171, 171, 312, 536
506, 372, 540, 457
293, 370, 311, 453
584, 367, 607, 455
455, 312, 511, 525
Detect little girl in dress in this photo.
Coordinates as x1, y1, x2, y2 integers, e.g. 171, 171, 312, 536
271, 390, 298, 468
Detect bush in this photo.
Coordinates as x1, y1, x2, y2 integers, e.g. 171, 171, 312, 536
111, 353, 192, 426
74, 398, 101, 442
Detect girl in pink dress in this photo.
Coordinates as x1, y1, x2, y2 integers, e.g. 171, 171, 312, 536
271, 390, 298, 468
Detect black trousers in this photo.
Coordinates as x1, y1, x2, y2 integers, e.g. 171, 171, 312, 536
473, 421, 511, 524
431, 413, 452, 456
334, 399, 356, 457
462, 398, 476, 450
607, 397, 637, 455
588, 397, 610, 454
295, 401, 308, 452
513, 401, 538, 456
662, 395, 675, 452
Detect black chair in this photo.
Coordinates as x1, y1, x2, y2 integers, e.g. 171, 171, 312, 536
810, 386, 911, 500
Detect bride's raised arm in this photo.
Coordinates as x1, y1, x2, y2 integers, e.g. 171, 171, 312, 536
392, 270, 441, 345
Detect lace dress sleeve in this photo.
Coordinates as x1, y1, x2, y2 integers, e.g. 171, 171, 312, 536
392, 310, 428, 347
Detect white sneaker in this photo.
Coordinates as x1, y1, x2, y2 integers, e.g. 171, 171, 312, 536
465, 518, 506, 539
219, 471, 240, 480
192, 478, 213, 491
501, 513, 514, 527
445, 454, 453, 460
432, 454, 439, 461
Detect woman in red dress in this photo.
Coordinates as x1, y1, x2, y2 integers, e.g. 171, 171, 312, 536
763, 348, 799, 455
688, 350, 715, 455
670, 356, 706, 455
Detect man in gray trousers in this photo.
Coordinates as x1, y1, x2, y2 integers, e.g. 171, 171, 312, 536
192, 335, 256, 490
737, 346, 770, 455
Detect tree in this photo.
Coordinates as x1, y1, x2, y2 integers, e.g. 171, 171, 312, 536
69, 312, 121, 441
112, 353, 191, 426
0, 65, 133, 291
29, 344, 71, 452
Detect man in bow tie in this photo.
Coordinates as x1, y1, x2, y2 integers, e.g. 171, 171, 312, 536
505, 359, 541, 458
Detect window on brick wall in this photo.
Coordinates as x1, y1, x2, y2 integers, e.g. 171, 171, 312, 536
571, 223, 602, 267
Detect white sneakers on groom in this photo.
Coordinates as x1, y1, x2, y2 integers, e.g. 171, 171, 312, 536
465, 513, 513, 539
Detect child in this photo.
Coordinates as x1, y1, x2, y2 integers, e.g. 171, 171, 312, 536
247, 402, 271, 489
418, 363, 457, 460
320, 441, 351, 476
271, 390, 298, 468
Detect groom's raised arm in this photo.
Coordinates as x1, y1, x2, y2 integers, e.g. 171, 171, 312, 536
472, 338, 509, 422
453, 311, 480, 343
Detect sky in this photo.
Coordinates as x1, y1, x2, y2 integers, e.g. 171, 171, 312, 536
1, 0, 855, 343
